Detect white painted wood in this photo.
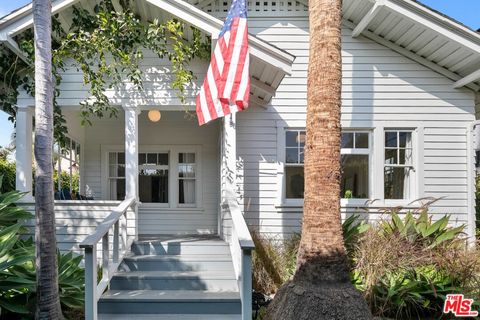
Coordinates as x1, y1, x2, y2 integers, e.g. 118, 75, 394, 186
124, 107, 140, 201
453, 68, 480, 89
0, 0, 83, 37
15, 105, 33, 201
351, 0, 384, 38
144, 0, 294, 74
343, 20, 480, 91
85, 246, 98, 320
234, 17, 476, 238
83, 112, 220, 235
0, 33, 29, 63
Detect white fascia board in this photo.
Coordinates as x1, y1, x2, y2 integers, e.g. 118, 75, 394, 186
453, 69, 480, 89
146, 0, 294, 75
0, 33, 29, 63
0, 0, 83, 37
351, 0, 384, 38
383, 0, 480, 54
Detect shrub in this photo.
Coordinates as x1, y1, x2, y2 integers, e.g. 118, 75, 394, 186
53, 170, 80, 193
352, 208, 480, 319
0, 160, 16, 194
0, 176, 84, 318
251, 231, 301, 294
251, 206, 480, 319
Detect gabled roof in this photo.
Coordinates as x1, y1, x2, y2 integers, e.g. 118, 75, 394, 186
343, 0, 480, 91
0, 0, 295, 107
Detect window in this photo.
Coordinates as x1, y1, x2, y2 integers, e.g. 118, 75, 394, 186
139, 153, 169, 203
53, 137, 81, 193
384, 131, 413, 199
108, 152, 126, 200
285, 130, 305, 199
178, 153, 196, 205
341, 132, 370, 199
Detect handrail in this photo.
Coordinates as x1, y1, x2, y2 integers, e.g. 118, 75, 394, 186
222, 188, 254, 320
224, 189, 254, 250
80, 198, 135, 248
80, 197, 136, 320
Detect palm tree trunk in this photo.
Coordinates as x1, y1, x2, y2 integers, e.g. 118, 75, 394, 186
33, 0, 62, 318
265, 0, 372, 318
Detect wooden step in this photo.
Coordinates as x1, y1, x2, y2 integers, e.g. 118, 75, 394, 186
119, 254, 235, 272
98, 290, 241, 314
109, 270, 238, 291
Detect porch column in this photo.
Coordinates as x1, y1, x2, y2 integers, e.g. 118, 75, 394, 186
223, 113, 237, 189
123, 105, 140, 200
15, 105, 34, 201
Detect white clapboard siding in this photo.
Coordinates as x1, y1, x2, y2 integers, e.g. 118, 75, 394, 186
236, 18, 475, 238
20, 201, 134, 260
82, 111, 220, 235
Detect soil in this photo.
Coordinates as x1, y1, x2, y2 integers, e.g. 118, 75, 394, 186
264, 280, 373, 320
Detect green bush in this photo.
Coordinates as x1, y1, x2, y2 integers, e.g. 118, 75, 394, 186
0, 159, 16, 194
352, 208, 479, 319
53, 171, 80, 193
252, 207, 480, 319
0, 176, 85, 318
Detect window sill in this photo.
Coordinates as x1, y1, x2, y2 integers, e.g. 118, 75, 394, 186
274, 199, 421, 211
139, 203, 205, 212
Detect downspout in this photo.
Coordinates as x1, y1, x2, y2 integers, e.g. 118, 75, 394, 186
467, 118, 480, 247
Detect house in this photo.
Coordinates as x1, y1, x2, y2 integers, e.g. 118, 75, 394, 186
1, 0, 480, 319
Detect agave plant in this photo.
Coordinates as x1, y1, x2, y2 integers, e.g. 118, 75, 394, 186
380, 209, 464, 249
0, 175, 85, 316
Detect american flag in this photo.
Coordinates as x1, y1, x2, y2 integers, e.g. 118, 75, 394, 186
196, 0, 250, 125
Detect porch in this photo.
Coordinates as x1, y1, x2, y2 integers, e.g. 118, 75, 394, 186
17, 109, 223, 238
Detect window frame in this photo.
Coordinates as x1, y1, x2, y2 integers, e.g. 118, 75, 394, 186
177, 151, 199, 208
284, 129, 305, 201
276, 122, 305, 207
138, 151, 170, 207
383, 129, 416, 202
340, 130, 372, 203
101, 145, 202, 209
276, 122, 423, 209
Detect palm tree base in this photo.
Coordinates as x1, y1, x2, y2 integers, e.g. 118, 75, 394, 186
265, 280, 372, 320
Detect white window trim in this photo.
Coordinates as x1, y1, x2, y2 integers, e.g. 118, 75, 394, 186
340, 129, 373, 206
382, 127, 420, 206
275, 121, 424, 209
101, 145, 203, 209
276, 121, 305, 207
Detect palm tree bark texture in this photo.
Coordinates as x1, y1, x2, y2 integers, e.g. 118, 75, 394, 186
33, 0, 62, 318
265, 0, 372, 319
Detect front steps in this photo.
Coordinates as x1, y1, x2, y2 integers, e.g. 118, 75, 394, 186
98, 236, 241, 320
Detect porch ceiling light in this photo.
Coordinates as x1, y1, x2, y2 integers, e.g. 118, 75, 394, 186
148, 110, 161, 122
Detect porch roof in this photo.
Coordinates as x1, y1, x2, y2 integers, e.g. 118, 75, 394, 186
0, 0, 295, 108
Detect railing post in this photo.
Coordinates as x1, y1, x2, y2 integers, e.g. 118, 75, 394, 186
241, 249, 252, 320
85, 246, 98, 320
113, 221, 119, 263
102, 233, 109, 282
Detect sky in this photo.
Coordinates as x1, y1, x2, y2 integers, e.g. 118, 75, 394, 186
0, 0, 479, 148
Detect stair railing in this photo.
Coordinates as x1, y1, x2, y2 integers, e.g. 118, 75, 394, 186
222, 188, 255, 320
80, 197, 136, 320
